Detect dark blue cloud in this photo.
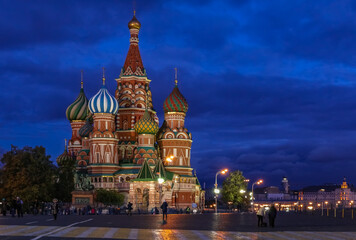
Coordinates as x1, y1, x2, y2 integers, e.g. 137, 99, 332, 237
1, 0, 356, 189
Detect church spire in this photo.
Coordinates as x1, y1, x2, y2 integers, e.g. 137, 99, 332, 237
174, 68, 178, 86
122, 13, 145, 77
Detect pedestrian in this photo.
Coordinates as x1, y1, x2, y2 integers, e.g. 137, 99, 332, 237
16, 197, 23, 218
52, 199, 59, 220
161, 200, 168, 222
127, 202, 133, 216
11, 199, 16, 217
1, 198, 7, 216
186, 206, 190, 214
268, 204, 277, 228
257, 206, 265, 227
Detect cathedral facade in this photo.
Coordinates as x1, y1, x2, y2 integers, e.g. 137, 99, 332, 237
58, 14, 204, 211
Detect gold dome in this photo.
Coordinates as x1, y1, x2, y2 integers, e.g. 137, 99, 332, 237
128, 15, 141, 30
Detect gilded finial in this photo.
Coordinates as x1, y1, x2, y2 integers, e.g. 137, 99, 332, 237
102, 67, 106, 85
134, 10, 136, 16
80, 70, 83, 89
174, 68, 178, 86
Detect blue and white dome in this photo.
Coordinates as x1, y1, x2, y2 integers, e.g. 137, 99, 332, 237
89, 83, 119, 114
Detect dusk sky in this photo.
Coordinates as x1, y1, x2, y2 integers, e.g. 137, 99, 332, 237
1, 0, 356, 189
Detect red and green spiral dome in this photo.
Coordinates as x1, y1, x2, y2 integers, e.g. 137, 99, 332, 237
163, 86, 188, 113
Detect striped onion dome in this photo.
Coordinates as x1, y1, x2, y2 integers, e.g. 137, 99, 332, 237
79, 118, 93, 138
56, 142, 73, 165
89, 82, 119, 114
66, 87, 89, 121
163, 85, 188, 113
134, 109, 159, 135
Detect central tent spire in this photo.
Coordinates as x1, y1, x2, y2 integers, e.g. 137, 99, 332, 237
121, 12, 145, 77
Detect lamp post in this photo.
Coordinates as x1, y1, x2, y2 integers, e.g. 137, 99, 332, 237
214, 169, 228, 213
251, 179, 263, 212
158, 173, 164, 207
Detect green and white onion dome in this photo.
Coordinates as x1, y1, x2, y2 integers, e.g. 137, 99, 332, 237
88, 83, 119, 114
66, 88, 89, 121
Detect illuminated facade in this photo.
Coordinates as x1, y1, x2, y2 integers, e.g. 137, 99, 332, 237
61, 13, 204, 210
298, 178, 356, 209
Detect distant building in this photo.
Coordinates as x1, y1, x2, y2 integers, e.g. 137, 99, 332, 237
253, 177, 298, 211
298, 178, 356, 209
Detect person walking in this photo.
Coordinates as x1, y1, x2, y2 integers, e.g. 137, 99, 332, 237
1, 198, 7, 216
161, 200, 168, 222
127, 202, 133, 216
268, 204, 277, 227
52, 199, 59, 220
16, 197, 23, 218
257, 206, 265, 227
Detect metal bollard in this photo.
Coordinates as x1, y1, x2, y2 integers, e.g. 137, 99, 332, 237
342, 208, 344, 218
327, 208, 329, 216
352, 209, 354, 219
334, 208, 336, 218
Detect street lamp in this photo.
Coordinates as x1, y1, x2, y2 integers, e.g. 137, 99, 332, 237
158, 171, 165, 207
214, 168, 228, 213
251, 179, 263, 212
240, 189, 246, 194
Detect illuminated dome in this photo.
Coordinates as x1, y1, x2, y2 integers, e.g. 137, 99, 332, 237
89, 81, 119, 114
163, 86, 188, 113
66, 87, 89, 121
134, 109, 159, 135
128, 14, 141, 30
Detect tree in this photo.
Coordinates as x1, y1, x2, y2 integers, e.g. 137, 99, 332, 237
0, 146, 56, 208
221, 170, 249, 210
55, 155, 76, 202
95, 189, 124, 207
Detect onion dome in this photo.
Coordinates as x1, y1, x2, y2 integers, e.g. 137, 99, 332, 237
128, 12, 141, 30
66, 83, 89, 121
56, 139, 73, 165
163, 85, 188, 113
134, 109, 159, 135
88, 72, 119, 114
79, 118, 93, 138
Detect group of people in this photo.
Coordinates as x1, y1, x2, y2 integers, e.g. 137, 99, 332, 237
256, 204, 277, 227
125, 200, 168, 222
1, 197, 23, 217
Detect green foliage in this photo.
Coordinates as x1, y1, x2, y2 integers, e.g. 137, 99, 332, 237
0, 145, 56, 206
55, 156, 76, 202
95, 188, 124, 207
221, 170, 249, 209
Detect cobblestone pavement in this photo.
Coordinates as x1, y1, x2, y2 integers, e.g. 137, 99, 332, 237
0, 213, 356, 239
1, 224, 356, 240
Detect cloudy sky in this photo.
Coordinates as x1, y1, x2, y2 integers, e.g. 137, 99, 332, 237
1, 0, 356, 189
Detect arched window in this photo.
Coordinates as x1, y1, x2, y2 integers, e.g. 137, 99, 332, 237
123, 120, 128, 130
96, 153, 100, 163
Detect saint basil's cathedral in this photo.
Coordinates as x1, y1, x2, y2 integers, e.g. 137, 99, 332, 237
57, 13, 205, 211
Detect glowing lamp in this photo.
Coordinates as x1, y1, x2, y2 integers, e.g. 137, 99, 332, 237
158, 178, 164, 184
214, 188, 220, 194
240, 189, 246, 193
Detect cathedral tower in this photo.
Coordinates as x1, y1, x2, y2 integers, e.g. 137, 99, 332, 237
115, 13, 158, 164
133, 108, 159, 165
65, 73, 88, 156
157, 70, 193, 175
88, 70, 119, 187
